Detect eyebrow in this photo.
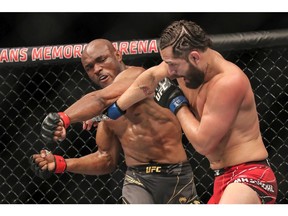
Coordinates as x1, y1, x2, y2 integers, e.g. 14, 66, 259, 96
95, 55, 105, 62
165, 60, 176, 65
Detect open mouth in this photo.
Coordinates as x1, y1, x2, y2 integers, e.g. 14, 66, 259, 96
99, 74, 109, 83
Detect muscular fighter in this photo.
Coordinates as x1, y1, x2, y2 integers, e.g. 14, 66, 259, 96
104, 20, 278, 204
31, 39, 199, 204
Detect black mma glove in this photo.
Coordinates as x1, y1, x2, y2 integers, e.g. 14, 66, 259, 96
103, 101, 126, 120
29, 149, 67, 179
154, 77, 188, 114
41, 112, 70, 143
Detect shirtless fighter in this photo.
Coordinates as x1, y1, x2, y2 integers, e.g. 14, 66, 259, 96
32, 38, 200, 204
104, 20, 278, 204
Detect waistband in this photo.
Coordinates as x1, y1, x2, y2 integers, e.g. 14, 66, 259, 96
127, 161, 191, 175
213, 159, 270, 177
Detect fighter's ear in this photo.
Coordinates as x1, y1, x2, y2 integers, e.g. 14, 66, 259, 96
188, 51, 200, 64
115, 50, 123, 62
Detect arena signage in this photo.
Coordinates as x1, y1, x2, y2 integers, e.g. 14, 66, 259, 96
1, 30, 288, 66
112, 39, 158, 55
0, 39, 159, 65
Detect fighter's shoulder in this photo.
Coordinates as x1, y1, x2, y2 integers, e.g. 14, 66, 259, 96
125, 62, 167, 74
115, 66, 145, 79
212, 69, 249, 100
124, 66, 146, 74
112, 66, 145, 83
223, 68, 249, 87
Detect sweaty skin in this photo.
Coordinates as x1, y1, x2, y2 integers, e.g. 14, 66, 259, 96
61, 87, 187, 174
115, 47, 268, 170
116, 61, 169, 111
35, 39, 188, 175
100, 96, 187, 166
63, 68, 188, 173
111, 20, 276, 204
175, 52, 268, 170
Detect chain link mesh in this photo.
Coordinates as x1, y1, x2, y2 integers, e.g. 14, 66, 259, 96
0, 46, 287, 204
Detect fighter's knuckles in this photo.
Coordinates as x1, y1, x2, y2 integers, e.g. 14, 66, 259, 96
40, 149, 47, 155
59, 120, 64, 126
43, 115, 58, 128
47, 113, 61, 124
32, 154, 39, 159
38, 160, 48, 168
40, 129, 54, 143
34, 157, 45, 164
54, 130, 63, 136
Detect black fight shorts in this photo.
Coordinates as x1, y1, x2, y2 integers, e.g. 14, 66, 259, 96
122, 161, 200, 204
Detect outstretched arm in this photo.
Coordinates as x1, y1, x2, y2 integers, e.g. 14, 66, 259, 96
41, 67, 144, 143
65, 67, 144, 123
116, 61, 169, 111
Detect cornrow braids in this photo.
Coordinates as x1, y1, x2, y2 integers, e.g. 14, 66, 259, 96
160, 20, 212, 58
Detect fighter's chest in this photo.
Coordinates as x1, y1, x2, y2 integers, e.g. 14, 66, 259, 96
182, 84, 207, 119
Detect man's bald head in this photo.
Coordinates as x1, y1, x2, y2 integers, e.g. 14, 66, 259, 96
81, 38, 125, 89
84, 39, 116, 56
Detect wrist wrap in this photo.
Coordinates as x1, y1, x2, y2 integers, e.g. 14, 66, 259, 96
54, 155, 67, 173
106, 102, 126, 120
58, 112, 70, 129
169, 95, 188, 114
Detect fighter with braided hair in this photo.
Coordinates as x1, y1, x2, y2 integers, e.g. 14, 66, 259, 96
104, 20, 278, 204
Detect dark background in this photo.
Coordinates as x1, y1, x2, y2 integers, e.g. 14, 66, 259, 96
0, 11, 288, 206
0, 12, 287, 205
0, 13, 288, 48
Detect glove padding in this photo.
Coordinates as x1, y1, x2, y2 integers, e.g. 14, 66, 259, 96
41, 112, 70, 143
41, 113, 61, 143
103, 102, 126, 120
29, 155, 52, 179
154, 77, 188, 114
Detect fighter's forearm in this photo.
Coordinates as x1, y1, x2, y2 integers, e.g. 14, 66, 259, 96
64, 91, 107, 124
117, 63, 168, 111
116, 72, 156, 111
176, 106, 219, 156
65, 152, 115, 175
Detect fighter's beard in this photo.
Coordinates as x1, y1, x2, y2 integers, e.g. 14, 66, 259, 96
184, 64, 205, 89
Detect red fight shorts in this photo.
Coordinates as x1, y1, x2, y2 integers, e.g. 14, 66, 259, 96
208, 159, 278, 204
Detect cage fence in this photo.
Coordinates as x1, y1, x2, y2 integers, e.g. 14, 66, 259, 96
0, 30, 287, 204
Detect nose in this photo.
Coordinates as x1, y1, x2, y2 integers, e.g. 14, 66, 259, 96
167, 65, 177, 76
168, 68, 176, 76
93, 64, 102, 74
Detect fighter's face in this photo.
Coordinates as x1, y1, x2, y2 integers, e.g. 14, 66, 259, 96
160, 46, 204, 89
182, 62, 205, 89
81, 44, 122, 88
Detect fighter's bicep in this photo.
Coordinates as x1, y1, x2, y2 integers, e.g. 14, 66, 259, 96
200, 80, 245, 144
96, 122, 121, 160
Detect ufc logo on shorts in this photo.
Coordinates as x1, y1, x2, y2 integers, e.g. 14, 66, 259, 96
146, 166, 161, 173
155, 78, 171, 101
